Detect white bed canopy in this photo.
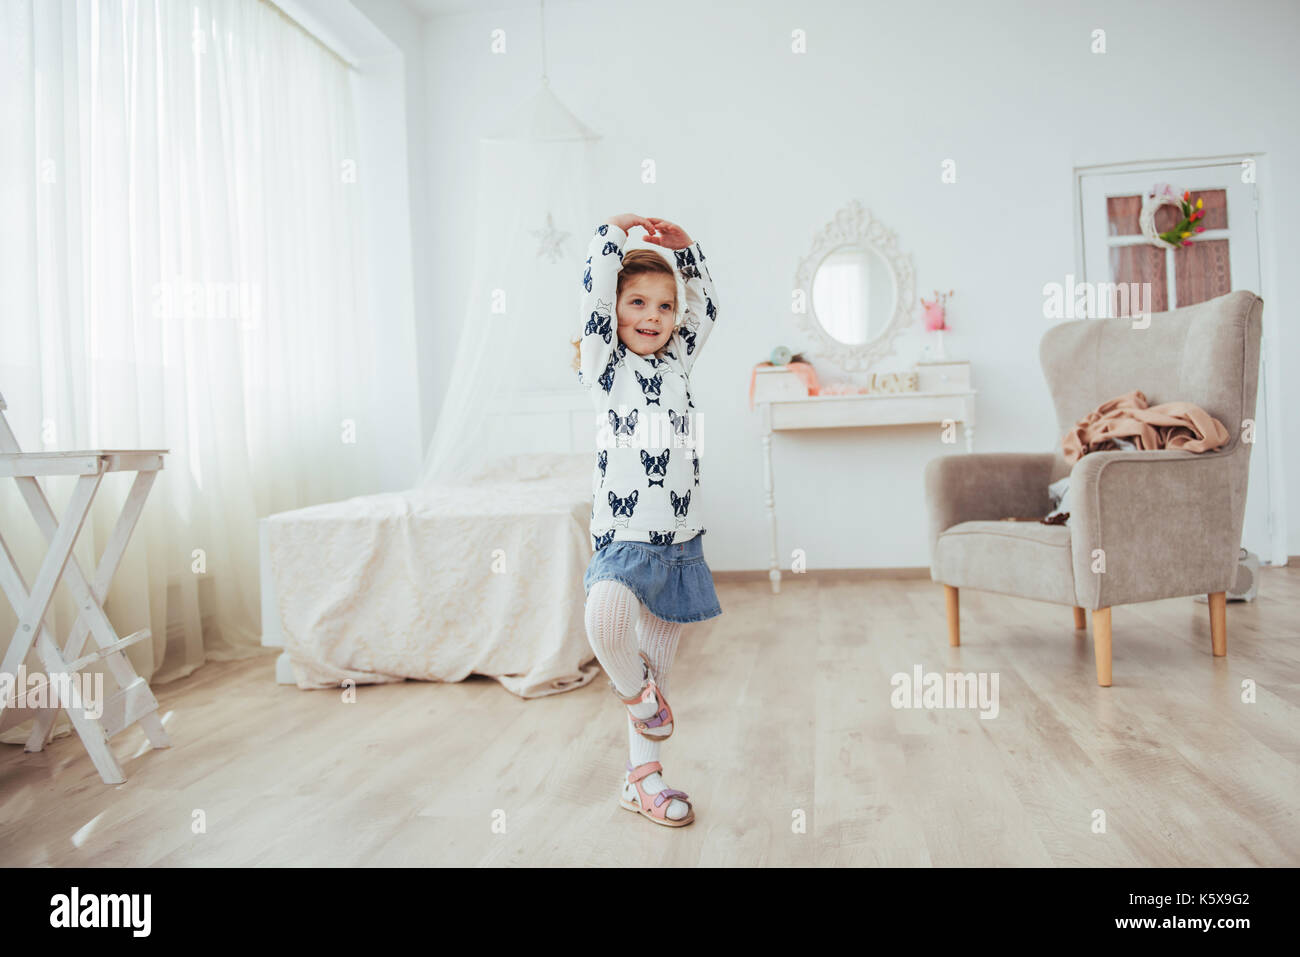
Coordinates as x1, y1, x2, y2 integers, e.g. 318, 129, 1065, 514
419, 73, 601, 487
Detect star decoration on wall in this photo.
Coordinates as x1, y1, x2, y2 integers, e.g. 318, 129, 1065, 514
531, 213, 570, 263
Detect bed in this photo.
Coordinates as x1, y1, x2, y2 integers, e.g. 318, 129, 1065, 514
259, 452, 599, 698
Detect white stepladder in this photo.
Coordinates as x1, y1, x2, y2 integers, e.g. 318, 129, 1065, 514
0, 392, 171, 784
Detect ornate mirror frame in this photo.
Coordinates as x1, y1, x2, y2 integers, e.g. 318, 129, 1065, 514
792, 200, 916, 372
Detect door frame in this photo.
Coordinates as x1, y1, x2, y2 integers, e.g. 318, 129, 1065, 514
1071, 153, 1288, 567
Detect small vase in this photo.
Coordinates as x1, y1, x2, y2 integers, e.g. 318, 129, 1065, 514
931, 329, 947, 360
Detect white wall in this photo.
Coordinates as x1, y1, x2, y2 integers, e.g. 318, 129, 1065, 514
419, 0, 1300, 570
350, 0, 438, 466
281, 0, 427, 491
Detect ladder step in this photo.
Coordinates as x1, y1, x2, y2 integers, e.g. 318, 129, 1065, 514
100, 676, 160, 739
64, 628, 151, 672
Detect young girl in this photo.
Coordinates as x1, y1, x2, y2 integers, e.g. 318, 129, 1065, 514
575, 213, 722, 828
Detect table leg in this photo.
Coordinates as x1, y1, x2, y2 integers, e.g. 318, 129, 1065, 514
762, 422, 780, 595
28, 469, 158, 750
9, 471, 170, 751
963, 396, 976, 453
33, 627, 125, 784
0, 473, 101, 690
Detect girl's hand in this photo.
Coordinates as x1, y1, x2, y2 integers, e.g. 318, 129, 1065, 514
642, 217, 693, 250
607, 213, 659, 237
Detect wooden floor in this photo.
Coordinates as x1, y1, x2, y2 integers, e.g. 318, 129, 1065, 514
2, 566, 1298, 867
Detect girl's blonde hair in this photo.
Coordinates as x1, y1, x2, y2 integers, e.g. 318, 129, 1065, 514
571, 248, 678, 371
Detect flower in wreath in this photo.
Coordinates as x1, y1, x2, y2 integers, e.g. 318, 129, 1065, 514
1140, 186, 1208, 249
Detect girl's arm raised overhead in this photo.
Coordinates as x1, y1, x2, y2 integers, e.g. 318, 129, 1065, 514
577, 224, 624, 392
577, 214, 657, 392
645, 217, 718, 374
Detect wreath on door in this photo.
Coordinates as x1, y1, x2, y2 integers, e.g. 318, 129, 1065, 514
1140, 183, 1207, 249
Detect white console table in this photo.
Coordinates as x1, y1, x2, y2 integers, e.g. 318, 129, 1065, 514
756, 389, 976, 594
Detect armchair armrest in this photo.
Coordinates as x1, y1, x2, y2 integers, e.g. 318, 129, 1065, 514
1069, 448, 1242, 609
924, 453, 1058, 562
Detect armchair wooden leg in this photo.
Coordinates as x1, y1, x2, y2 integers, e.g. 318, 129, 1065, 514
1208, 592, 1227, 657
1073, 606, 1086, 630
1092, 607, 1112, 687
944, 585, 960, 647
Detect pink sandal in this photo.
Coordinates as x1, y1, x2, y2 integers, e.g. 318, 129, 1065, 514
610, 651, 674, 740
620, 760, 695, 827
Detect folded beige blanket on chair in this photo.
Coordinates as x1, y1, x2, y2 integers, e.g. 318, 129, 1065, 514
1062, 389, 1230, 464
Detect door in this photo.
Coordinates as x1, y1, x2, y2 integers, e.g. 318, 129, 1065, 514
1078, 160, 1281, 565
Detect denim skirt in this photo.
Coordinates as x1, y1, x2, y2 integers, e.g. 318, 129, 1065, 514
584, 532, 722, 624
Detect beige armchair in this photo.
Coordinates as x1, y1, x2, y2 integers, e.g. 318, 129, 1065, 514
924, 290, 1263, 686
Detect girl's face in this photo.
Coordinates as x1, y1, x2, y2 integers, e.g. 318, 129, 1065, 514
616, 274, 677, 356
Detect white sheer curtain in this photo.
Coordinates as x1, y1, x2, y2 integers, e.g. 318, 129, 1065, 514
420, 84, 600, 487
0, 0, 383, 742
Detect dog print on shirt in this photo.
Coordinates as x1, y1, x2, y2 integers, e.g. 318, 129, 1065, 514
674, 247, 701, 280
585, 300, 613, 344
669, 490, 691, 528
609, 409, 639, 447
608, 490, 639, 528
635, 370, 664, 405
597, 450, 608, 480
649, 531, 676, 545
593, 528, 616, 550
668, 409, 691, 442
596, 342, 627, 394
640, 449, 670, 487
680, 327, 698, 356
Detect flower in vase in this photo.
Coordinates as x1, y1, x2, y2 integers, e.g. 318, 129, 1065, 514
921, 289, 953, 333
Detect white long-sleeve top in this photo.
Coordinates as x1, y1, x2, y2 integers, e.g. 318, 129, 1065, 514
577, 223, 718, 550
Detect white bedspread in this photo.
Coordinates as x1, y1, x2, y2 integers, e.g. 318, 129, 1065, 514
264, 454, 600, 698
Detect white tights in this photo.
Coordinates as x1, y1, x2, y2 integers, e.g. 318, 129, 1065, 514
583, 580, 687, 816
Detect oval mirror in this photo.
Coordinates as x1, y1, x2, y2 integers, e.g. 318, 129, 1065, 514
792, 200, 916, 372
811, 244, 896, 345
